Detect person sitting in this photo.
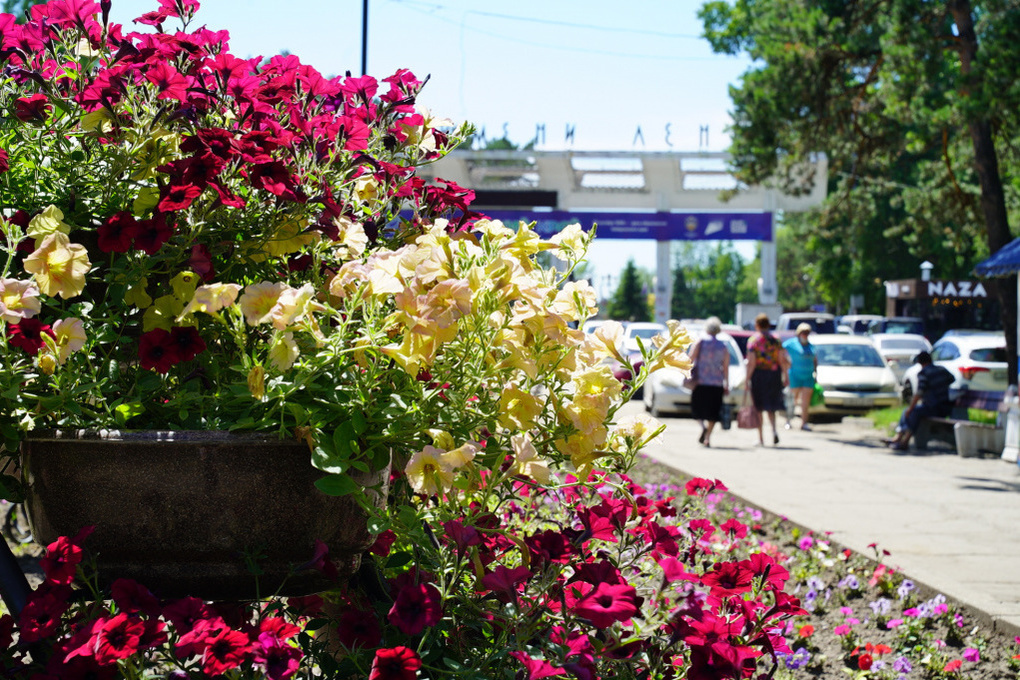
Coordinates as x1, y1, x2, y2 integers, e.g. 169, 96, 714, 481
888, 351, 954, 451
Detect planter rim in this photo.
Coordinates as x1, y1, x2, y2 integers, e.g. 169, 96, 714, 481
25, 429, 305, 445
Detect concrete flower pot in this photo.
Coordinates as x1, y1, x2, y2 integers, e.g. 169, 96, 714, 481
21, 430, 388, 600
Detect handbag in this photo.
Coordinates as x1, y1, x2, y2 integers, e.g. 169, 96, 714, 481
737, 404, 761, 429
682, 364, 699, 391
719, 402, 733, 430
810, 382, 825, 406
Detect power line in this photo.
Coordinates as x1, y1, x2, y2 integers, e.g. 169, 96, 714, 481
388, 0, 732, 62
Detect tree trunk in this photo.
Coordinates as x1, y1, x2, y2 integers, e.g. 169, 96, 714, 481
949, 0, 1017, 385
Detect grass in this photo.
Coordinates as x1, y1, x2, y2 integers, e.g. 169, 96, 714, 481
868, 405, 904, 434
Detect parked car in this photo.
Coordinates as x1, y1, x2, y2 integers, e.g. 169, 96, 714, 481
866, 316, 925, 336
641, 332, 746, 417
870, 333, 932, 383
808, 335, 901, 417
621, 322, 668, 354
776, 312, 837, 334
900, 332, 1008, 401
838, 314, 885, 335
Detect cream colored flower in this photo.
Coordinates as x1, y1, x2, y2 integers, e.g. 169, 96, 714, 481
0, 278, 41, 323
268, 332, 300, 371
26, 205, 71, 243
547, 223, 589, 260
51, 317, 86, 364
404, 445, 455, 495
610, 413, 664, 452
333, 216, 369, 259
238, 282, 287, 326
550, 281, 598, 322
498, 385, 544, 431
23, 232, 91, 299
271, 284, 320, 330
441, 442, 478, 469
180, 283, 242, 317
353, 175, 378, 203
509, 433, 550, 484
592, 320, 627, 362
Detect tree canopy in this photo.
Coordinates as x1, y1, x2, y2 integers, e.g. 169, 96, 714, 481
700, 0, 1020, 378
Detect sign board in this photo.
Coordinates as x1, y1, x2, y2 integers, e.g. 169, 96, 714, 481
478, 210, 773, 241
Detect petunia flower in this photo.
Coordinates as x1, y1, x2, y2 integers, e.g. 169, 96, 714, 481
387, 583, 441, 635
52, 317, 86, 364
0, 278, 40, 323
23, 232, 91, 299
404, 445, 455, 495
369, 646, 421, 680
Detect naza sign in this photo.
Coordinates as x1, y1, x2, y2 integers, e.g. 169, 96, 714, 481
927, 280, 988, 298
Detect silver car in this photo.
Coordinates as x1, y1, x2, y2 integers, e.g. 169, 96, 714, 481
809, 335, 900, 416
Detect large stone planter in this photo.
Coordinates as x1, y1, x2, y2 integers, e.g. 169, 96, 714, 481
20, 430, 388, 600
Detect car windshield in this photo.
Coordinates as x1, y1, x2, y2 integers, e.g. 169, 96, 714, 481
881, 338, 928, 351
813, 319, 837, 333
629, 328, 663, 339
816, 344, 885, 367
970, 347, 1008, 362
885, 321, 923, 334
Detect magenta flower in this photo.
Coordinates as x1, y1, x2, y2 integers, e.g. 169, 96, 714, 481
565, 581, 640, 628
369, 646, 421, 680
963, 648, 980, 662
833, 625, 851, 636
388, 583, 442, 635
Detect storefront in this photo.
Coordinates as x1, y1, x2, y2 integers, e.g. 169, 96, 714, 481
883, 277, 1002, 339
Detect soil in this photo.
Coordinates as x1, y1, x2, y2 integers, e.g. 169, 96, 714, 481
627, 455, 1020, 680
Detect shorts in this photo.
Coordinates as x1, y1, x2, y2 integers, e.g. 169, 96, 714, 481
789, 371, 815, 389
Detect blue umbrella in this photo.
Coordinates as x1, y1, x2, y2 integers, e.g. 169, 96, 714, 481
974, 237, 1020, 277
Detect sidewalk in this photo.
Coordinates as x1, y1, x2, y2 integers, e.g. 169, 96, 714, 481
625, 401, 1020, 635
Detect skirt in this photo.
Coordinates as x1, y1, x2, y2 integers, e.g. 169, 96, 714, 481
691, 384, 725, 422
750, 369, 785, 413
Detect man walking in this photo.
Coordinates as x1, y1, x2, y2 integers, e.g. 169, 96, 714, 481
888, 351, 954, 451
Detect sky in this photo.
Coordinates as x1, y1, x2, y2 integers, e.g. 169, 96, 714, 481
107, 0, 756, 294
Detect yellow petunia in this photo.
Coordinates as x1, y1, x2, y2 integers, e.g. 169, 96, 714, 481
404, 445, 455, 496
23, 232, 91, 299
51, 317, 86, 364
0, 278, 41, 323
26, 205, 71, 244
238, 282, 287, 326
268, 332, 300, 371
180, 283, 242, 317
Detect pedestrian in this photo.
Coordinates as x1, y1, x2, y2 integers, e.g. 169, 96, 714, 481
688, 317, 730, 447
782, 323, 818, 431
888, 351, 954, 451
744, 313, 789, 446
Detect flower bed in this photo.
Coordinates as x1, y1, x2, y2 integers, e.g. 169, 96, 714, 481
624, 456, 1020, 680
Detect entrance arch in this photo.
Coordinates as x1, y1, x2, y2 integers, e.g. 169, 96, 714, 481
423, 150, 827, 323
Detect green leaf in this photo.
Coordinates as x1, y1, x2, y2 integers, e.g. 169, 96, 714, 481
0, 475, 25, 503
367, 516, 390, 534
113, 402, 145, 426
351, 409, 367, 435
314, 474, 359, 497
310, 446, 346, 475
385, 552, 413, 568
332, 422, 354, 457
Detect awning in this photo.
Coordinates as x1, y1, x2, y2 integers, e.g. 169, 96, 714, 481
974, 237, 1020, 277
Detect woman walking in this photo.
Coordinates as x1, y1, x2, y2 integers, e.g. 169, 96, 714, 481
688, 317, 730, 447
744, 313, 789, 446
782, 323, 818, 430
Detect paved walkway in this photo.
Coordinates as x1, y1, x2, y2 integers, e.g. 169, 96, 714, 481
625, 401, 1020, 635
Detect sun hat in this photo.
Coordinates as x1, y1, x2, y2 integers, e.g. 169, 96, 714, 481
796, 323, 813, 335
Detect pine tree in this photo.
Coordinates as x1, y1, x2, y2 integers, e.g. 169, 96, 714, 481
607, 260, 651, 322
670, 258, 689, 321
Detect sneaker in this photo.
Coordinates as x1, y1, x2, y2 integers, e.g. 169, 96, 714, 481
889, 442, 908, 451
773, 433, 780, 446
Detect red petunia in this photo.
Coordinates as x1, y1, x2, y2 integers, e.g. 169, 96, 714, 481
18, 590, 70, 642
684, 477, 727, 496
110, 578, 160, 617
253, 631, 302, 680
700, 561, 756, 597
134, 212, 175, 254
157, 182, 203, 213
370, 646, 421, 680
170, 326, 206, 362
14, 93, 50, 123
858, 653, 873, 671
566, 581, 641, 629
368, 528, 397, 557
8, 317, 55, 355
334, 608, 381, 649
387, 583, 441, 635
97, 211, 140, 253
144, 61, 190, 102
138, 328, 181, 373
0, 146, 8, 173
40, 526, 94, 585
94, 613, 146, 665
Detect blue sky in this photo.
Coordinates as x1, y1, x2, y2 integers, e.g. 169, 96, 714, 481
107, 1, 755, 288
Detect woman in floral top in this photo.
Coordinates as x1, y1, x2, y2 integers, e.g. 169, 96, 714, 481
744, 313, 790, 446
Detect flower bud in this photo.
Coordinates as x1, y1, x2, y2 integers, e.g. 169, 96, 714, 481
247, 365, 266, 400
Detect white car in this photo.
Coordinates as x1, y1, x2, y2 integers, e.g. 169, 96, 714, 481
809, 335, 900, 416
622, 322, 668, 354
642, 332, 746, 417
900, 332, 1008, 401
870, 333, 932, 383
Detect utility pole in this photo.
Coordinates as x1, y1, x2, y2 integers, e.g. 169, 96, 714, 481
361, 0, 369, 76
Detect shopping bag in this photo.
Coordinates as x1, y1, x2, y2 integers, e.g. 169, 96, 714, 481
737, 404, 761, 429
810, 383, 825, 406
682, 365, 699, 391
719, 402, 733, 430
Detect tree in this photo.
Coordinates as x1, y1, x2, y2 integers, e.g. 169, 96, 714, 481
669, 254, 691, 320
606, 259, 651, 322
672, 242, 757, 323
699, 0, 1020, 380
2, 0, 44, 18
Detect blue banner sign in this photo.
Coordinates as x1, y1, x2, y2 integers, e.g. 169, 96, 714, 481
478, 210, 773, 241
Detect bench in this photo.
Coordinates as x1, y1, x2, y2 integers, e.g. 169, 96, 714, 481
913, 389, 1007, 456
